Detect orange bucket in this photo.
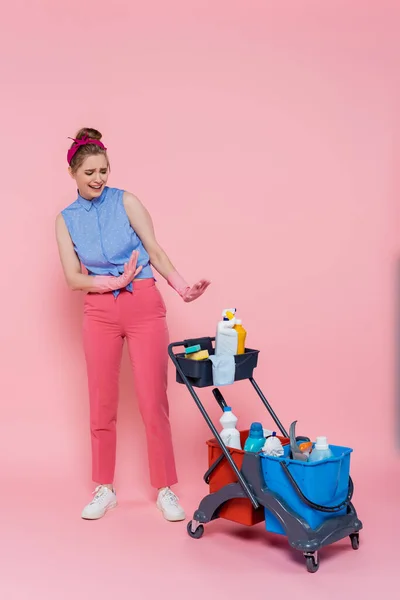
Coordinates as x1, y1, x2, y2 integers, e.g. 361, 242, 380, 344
206, 430, 289, 526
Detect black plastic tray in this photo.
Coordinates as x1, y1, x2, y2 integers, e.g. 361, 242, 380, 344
175, 345, 259, 388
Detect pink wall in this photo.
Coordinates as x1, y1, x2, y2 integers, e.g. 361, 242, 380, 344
0, 2, 398, 491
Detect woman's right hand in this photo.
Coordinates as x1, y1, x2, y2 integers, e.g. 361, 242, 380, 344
112, 250, 143, 289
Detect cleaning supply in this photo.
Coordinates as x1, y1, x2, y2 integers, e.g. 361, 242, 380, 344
289, 420, 311, 462
219, 406, 241, 450
225, 309, 247, 354
186, 349, 209, 361
298, 441, 313, 459
244, 422, 266, 453
308, 437, 334, 462
215, 309, 238, 355
262, 432, 284, 457
185, 344, 201, 355
233, 319, 247, 354
209, 355, 236, 386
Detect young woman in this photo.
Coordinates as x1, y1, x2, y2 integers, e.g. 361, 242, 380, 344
56, 128, 210, 521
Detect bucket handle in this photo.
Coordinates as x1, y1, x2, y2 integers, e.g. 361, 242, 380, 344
280, 462, 354, 513
203, 453, 226, 484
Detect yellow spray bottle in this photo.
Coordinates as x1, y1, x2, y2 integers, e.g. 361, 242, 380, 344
225, 310, 247, 355
233, 319, 247, 354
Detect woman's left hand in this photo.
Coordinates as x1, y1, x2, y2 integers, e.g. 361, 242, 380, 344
181, 279, 211, 302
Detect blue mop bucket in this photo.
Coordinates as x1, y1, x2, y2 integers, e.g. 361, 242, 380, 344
260, 444, 353, 534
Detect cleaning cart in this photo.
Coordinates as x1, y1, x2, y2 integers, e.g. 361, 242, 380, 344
168, 337, 363, 573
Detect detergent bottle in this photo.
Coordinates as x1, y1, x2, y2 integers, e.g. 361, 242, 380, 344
308, 436, 334, 462
244, 422, 266, 453
233, 319, 247, 354
219, 406, 241, 450
215, 309, 238, 355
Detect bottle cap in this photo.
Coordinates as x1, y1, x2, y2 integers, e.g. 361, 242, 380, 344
223, 406, 232, 412
315, 436, 329, 450
249, 422, 263, 438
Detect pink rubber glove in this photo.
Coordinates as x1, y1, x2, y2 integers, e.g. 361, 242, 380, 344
167, 270, 211, 302
88, 250, 143, 293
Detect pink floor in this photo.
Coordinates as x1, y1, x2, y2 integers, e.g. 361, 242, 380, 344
2, 458, 398, 599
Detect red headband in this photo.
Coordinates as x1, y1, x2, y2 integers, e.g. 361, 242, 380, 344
67, 135, 107, 164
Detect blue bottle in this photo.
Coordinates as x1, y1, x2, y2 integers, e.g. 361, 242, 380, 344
244, 422, 266, 453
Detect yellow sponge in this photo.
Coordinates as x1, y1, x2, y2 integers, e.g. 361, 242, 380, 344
186, 349, 209, 361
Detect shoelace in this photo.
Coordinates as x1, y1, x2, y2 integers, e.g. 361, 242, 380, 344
162, 489, 179, 506
90, 485, 109, 505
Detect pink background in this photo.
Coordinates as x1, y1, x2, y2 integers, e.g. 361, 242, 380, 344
1, 1, 399, 597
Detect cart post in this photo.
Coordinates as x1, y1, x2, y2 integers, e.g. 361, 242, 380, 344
249, 377, 289, 439
168, 340, 259, 509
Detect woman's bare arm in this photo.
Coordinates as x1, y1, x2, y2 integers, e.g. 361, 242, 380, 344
55, 214, 93, 291
55, 214, 141, 292
122, 192, 176, 279
122, 192, 210, 301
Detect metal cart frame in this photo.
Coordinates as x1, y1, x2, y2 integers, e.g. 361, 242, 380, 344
168, 337, 363, 574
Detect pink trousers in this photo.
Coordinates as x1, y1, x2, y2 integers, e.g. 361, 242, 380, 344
82, 278, 178, 488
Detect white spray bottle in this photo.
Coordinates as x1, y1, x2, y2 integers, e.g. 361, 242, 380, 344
215, 308, 238, 355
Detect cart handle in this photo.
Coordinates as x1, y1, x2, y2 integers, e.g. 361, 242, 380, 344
168, 337, 215, 359
212, 388, 228, 410
280, 462, 354, 512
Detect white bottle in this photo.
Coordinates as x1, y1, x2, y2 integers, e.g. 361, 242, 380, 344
219, 406, 241, 450
215, 309, 238, 355
308, 436, 334, 462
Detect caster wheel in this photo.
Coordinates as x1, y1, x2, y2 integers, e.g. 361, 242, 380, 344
187, 521, 204, 539
350, 533, 359, 550
305, 554, 319, 573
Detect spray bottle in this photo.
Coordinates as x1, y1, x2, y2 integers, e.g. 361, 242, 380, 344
215, 309, 238, 355
233, 319, 247, 354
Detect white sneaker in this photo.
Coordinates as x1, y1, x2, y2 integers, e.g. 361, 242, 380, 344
157, 488, 186, 522
81, 485, 117, 520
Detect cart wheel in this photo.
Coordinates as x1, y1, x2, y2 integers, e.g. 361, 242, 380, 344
187, 521, 204, 539
305, 554, 319, 574
350, 533, 359, 550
